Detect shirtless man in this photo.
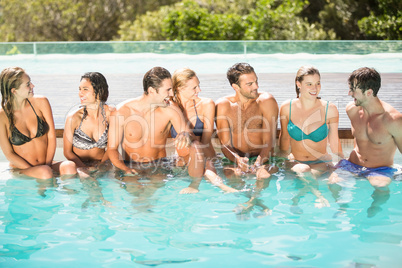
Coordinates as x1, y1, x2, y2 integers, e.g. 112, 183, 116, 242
335, 67, 402, 188
215, 63, 279, 179
107, 67, 204, 177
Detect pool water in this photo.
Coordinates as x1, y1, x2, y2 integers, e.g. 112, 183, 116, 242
1, 52, 401, 75
1, 150, 402, 267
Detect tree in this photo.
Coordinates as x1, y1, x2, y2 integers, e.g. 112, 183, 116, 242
358, 0, 402, 40
0, 0, 179, 41
117, 0, 336, 41
245, 0, 335, 40
162, 1, 247, 40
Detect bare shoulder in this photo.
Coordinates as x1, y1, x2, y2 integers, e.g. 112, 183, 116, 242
198, 97, 215, 108
279, 99, 291, 114
383, 102, 402, 128
215, 95, 233, 106
345, 101, 358, 115
164, 102, 183, 116
114, 98, 137, 116
104, 104, 116, 113
104, 104, 116, 118
257, 92, 277, 103
66, 107, 84, 122
258, 93, 278, 118
0, 108, 7, 122
215, 96, 232, 115
30, 95, 50, 106
325, 100, 339, 116
66, 105, 83, 118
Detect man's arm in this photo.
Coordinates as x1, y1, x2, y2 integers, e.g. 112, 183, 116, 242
215, 98, 250, 171
107, 107, 138, 174
253, 94, 278, 167
388, 110, 402, 153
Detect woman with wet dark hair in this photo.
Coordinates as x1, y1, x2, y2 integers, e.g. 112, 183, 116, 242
63, 72, 114, 172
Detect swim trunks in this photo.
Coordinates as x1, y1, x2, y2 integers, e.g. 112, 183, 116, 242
335, 159, 397, 178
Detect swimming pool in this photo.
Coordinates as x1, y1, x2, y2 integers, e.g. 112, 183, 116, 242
1, 40, 401, 75
1, 41, 402, 266
1, 146, 401, 267
0, 41, 401, 129
1, 51, 402, 75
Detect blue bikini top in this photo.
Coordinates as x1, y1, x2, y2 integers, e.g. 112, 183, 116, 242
287, 100, 329, 142
171, 99, 204, 138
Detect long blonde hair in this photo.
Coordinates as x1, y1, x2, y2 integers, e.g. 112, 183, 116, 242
0, 67, 26, 132
172, 68, 197, 112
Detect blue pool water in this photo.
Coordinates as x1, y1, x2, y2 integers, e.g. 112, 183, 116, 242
0, 52, 401, 75
0, 148, 401, 267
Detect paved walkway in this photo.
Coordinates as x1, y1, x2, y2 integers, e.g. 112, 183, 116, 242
32, 72, 401, 129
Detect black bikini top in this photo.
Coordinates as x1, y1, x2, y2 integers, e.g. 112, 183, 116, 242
9, 99, 49, 146
171, 99, 204, 138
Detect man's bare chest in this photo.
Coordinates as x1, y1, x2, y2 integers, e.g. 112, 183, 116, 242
230, 106, 263, 131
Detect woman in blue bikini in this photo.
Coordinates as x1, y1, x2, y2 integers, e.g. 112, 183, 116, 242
0, 67, 77, 179
171, 68, 237, 193
63, 72, 113, 175
279, 66, 343, 208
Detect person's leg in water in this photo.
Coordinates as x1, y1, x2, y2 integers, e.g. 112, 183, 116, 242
181, 140, 238, 194
234, 176, 273, 218
290, 161, 330, 209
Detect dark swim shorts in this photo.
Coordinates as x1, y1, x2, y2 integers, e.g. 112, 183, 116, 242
336, 159, 398, 178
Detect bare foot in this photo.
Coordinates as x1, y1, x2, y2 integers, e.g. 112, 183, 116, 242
204, 170, 238, 193
256, 167, 271, 179
179, 187, 199, 194
315, 196, 330, 208
328, 173, 344, 184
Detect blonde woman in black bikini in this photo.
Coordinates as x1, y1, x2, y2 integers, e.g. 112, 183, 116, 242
63, 72, 113, 175
0, 67, 77, 179
171, 68, 237, 193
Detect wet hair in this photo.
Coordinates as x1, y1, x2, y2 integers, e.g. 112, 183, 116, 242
80, 72, 109, 122
143, 67, 171, 95
80, 72, 109, 102
348, 67, 381, 97
295, 65, 321, 98
0, 67, 26, 132
227, 63, 255, 86
172, 68, 197, 112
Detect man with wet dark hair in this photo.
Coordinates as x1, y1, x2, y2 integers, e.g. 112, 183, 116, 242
108, 67, 204, 178
216, 63, 279, 179
334, 67, 402, 188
